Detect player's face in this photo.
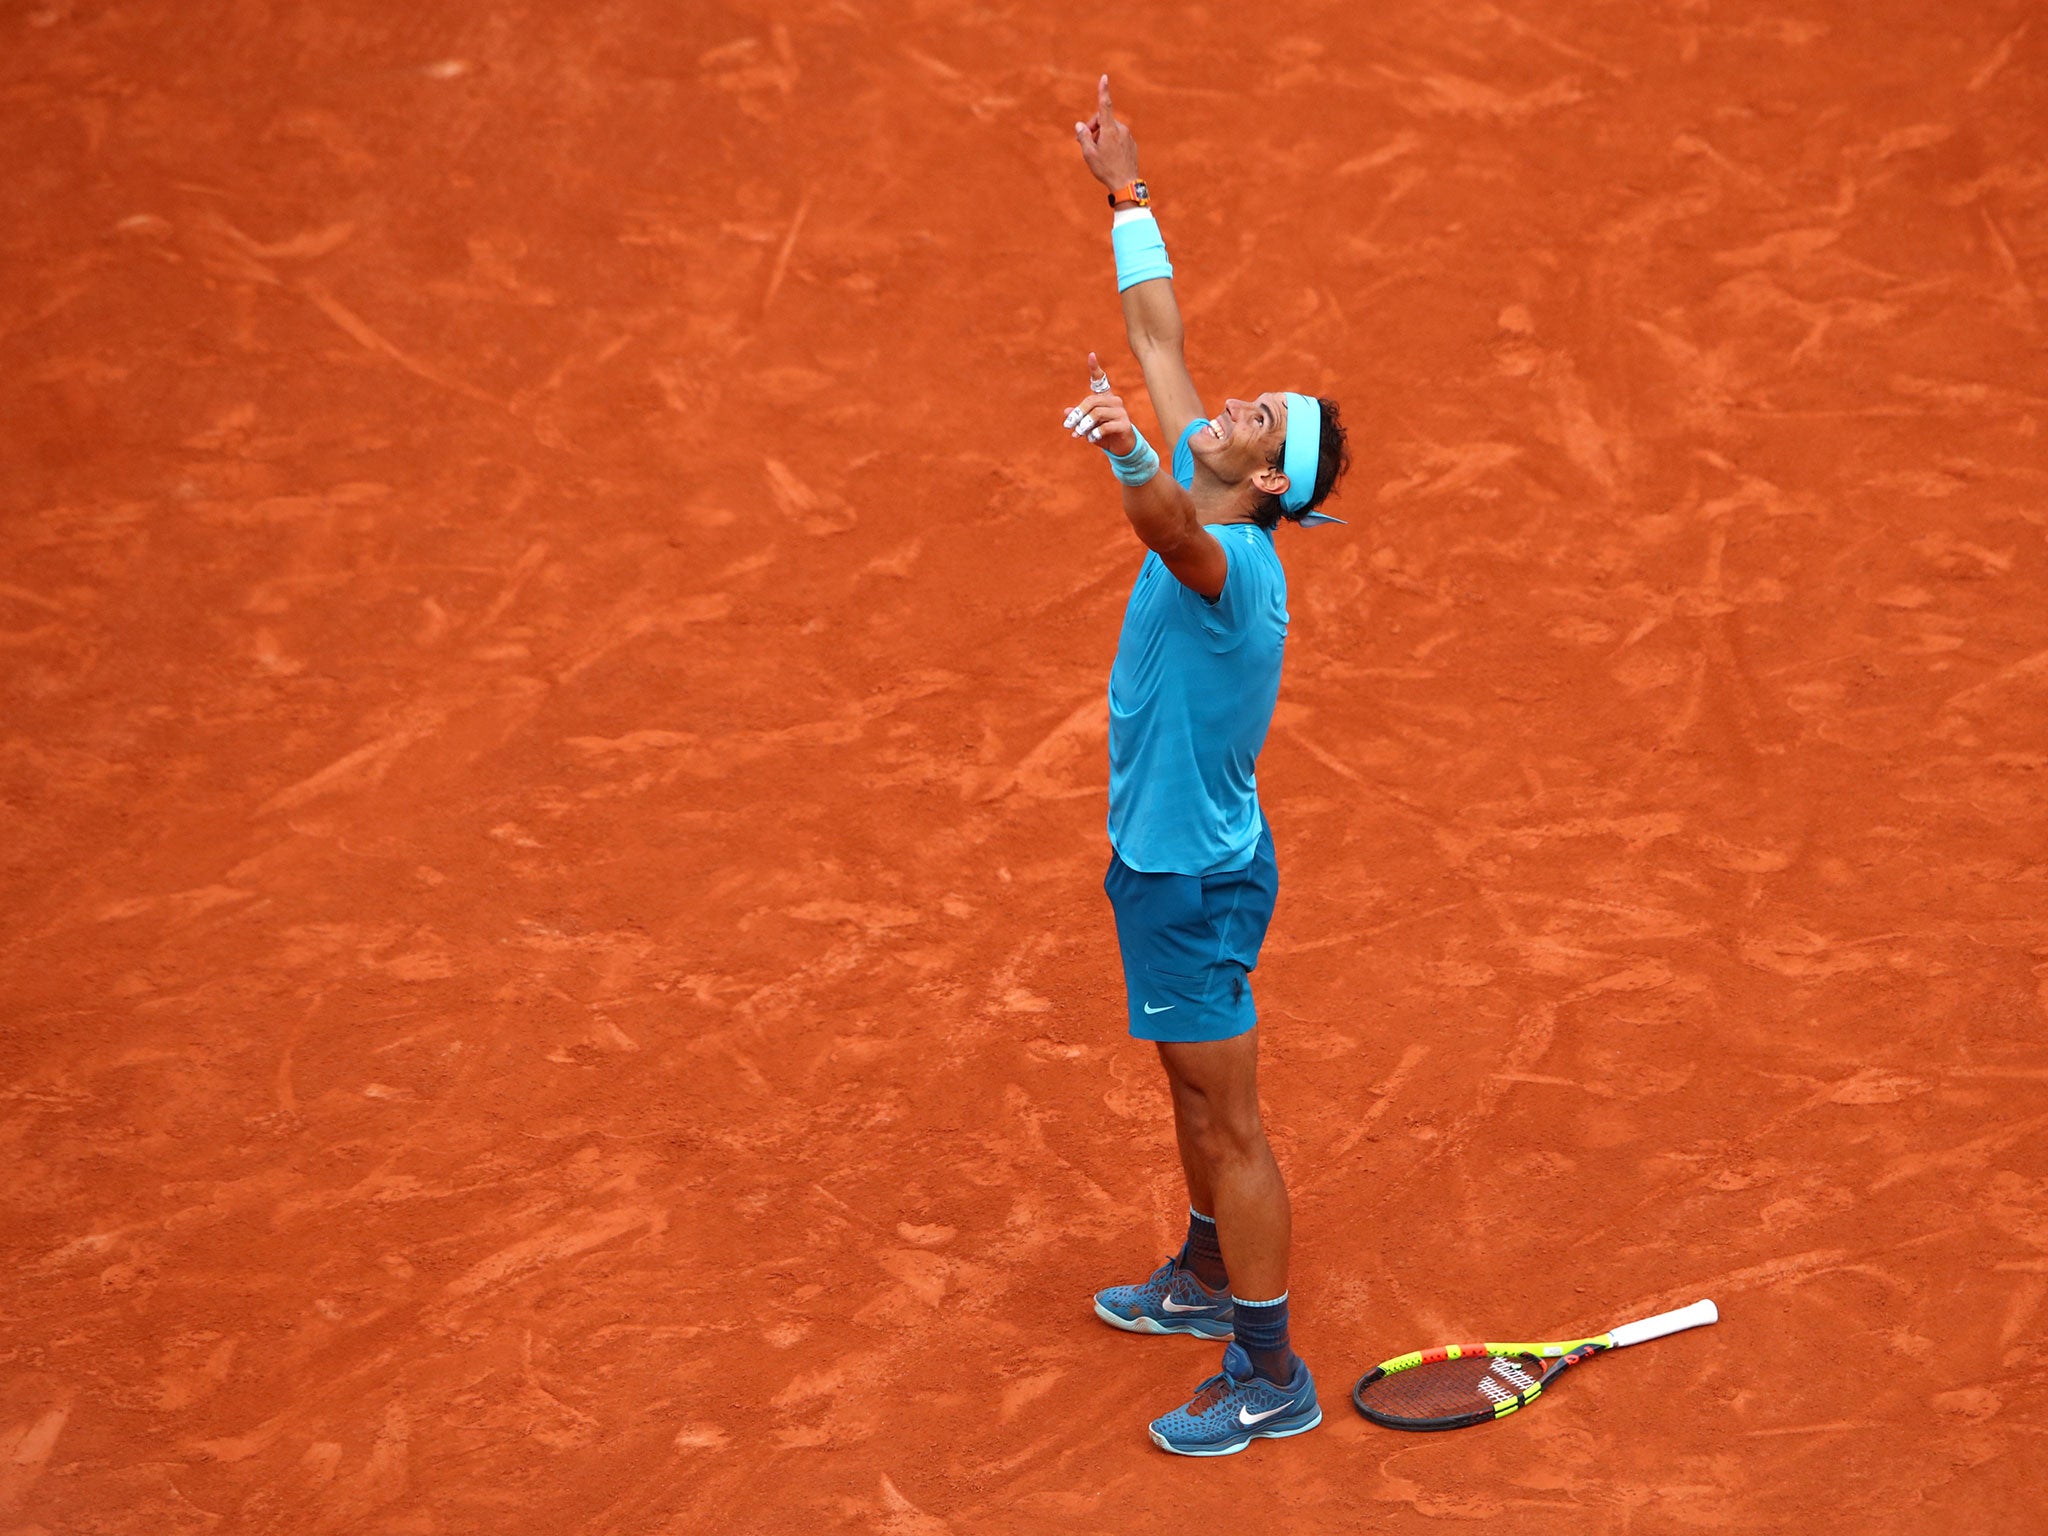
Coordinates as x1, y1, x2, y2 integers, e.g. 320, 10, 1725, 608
1190, 392, 1291, 488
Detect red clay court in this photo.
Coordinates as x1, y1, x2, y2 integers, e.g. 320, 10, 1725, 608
4, 3, 2046, 1532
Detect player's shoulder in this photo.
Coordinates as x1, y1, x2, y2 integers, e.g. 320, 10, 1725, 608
1170, 419, 1206, 492
1210, 521, 1283, 570
1201, 524, 1285, 615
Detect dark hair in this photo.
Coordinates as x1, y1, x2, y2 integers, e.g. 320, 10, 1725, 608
1248, 396, 1351, 532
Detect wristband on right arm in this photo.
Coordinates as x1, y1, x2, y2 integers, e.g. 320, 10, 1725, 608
1105, 429, 1160, 486
1111, 209, 1172, 293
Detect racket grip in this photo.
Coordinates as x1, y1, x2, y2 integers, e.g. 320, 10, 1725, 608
1609, 1298, 1718, 1349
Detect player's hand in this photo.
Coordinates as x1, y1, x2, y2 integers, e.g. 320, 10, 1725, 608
1061, 352, 1138, 456
1074, 74, 1140, 190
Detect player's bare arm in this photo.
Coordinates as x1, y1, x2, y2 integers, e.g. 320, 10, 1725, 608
1063, 355, 1228, 600
1074, 76, 1205, 446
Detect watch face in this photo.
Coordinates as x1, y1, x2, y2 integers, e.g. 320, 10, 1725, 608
1132, 180, 1149, 202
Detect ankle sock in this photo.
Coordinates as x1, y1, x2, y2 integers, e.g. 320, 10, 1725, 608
1176, 1208, 1228, 1291
1231, 1291, 1299, 1384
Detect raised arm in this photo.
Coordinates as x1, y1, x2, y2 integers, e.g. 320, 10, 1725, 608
1075, 76, 1206, 449
1063, 356, 1227, 600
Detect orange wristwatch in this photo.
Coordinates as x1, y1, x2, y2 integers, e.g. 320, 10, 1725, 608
1106, 179, 1150, 209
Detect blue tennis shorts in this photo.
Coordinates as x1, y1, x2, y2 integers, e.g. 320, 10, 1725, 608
1103, 825, 1279, 1043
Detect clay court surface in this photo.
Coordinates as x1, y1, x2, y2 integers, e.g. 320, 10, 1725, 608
5, 1, 2048, 1531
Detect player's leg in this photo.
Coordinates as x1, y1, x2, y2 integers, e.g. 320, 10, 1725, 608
1146, 1027, 1318, 1455
1162, 1084, 1229, 1290
1168, 1088, 1216, 1217
1156, 1033, 1287, 1299
1140, 831, 1317, 1454
1157, 824, 1289, 1342
1093, 850, 1235, 1338
1156, 1032, 1294, 1365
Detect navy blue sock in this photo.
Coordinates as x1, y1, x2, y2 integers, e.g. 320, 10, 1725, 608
1231, 1292, 1299, 1384
1176, 1208, 1228, 1291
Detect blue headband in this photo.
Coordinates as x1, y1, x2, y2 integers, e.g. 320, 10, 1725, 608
1278, 392, 1342, 524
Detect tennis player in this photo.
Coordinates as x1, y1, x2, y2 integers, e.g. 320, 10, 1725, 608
1063, 76, 1350, 1456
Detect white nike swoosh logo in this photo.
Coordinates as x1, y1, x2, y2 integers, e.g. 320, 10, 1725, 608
1143, 1003, 1175, 1015
1158, 1296, 1214, 1313
1239, 1403, 1292, 1426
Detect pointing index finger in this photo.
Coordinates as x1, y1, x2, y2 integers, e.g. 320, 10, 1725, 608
1097, 74, 1114, 123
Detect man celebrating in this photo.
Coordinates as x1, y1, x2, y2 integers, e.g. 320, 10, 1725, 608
1063, 77, 1350, 1456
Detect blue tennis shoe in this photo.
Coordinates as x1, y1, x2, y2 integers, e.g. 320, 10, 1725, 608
1148, 1342, 1322, 1456
1093, 1258, 1234, 1340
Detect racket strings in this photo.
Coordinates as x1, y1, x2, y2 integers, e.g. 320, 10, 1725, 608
1356, 1353, 1552, 1425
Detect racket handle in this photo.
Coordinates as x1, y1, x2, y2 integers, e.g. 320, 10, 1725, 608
1608, 1298, 1718, 1349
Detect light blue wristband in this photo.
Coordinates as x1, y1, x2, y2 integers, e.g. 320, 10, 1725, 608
1106, 431, 1160, 486
1111, 215, 1173, 293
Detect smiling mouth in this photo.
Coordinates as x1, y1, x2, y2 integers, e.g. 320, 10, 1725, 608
1206, 414, 1227, 442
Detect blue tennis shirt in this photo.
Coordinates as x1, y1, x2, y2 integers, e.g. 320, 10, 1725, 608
1107, 421, 1289, 876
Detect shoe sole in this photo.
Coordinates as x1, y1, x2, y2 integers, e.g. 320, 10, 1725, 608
1148, 1406, 1323, 1457
1092, 1300, 1233, 1340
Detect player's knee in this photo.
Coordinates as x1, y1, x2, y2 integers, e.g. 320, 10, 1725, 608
1190, 1106, 1265, 1167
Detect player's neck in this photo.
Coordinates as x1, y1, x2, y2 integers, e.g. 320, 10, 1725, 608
1188, 482, 1263, 527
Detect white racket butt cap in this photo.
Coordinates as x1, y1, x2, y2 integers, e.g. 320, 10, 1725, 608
1608, 1298, 1718, 1349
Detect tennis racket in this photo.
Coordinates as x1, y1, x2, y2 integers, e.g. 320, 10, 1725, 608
1352, 1298, 1718, 1431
